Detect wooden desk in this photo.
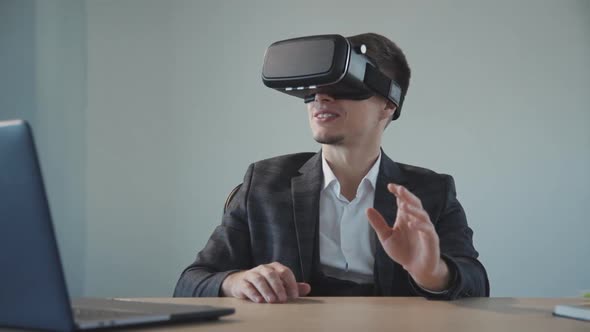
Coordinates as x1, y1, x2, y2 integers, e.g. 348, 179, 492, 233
0, 297, 587, 331
127, 297, 588, 331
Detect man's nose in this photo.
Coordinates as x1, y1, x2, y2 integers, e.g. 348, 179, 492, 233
314, 93, 335, 102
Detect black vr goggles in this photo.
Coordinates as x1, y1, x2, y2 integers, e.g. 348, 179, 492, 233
262, 34, 403, 120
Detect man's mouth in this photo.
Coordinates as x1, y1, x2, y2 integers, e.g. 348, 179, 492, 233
314, 110, 341, 119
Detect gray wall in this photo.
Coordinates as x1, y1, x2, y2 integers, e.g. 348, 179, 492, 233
2, 0, 589, 298
0, 0, 86, 296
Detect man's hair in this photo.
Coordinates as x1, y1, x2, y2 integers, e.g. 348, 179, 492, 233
346, 33, 411, 113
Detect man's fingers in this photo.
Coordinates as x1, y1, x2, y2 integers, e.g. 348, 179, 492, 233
388, 183, 423, 208
393, 201, 415, 229
366, 207, 392, 242
271, 263, 299, 299
297, 282, 311, 296
259, 268, 287, 302
229, 263, 307, 303
408, 220, 435, 234
240, 281, 264, 303
400, 202, 432, 225
398, 203, 436, 236
245, 273, 277, 303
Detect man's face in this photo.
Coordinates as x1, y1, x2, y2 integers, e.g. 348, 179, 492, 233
306, 93, 393, 146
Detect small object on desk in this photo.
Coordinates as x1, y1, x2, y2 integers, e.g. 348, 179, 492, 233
553, 302, 590, 322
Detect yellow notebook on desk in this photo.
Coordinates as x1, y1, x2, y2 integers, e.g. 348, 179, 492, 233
553, 302, 590, 322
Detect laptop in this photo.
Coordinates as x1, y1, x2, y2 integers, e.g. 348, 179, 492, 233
0, 120, 235, 331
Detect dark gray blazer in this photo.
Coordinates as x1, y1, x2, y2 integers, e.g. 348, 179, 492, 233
174, 151, 489, 300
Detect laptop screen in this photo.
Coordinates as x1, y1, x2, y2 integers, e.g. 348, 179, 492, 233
0, 120, 75, 331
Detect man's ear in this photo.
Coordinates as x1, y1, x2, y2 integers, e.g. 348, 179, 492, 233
381, 101, 397, 120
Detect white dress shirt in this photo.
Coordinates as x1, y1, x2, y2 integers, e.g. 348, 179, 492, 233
319, 152, 381, 284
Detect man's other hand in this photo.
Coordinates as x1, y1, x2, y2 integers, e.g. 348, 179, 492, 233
366, 183, 450, 291
221, 262, 311, 303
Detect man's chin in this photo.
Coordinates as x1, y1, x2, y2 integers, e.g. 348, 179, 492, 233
313, 135, 345, 145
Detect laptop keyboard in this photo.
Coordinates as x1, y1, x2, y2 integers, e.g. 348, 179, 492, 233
73, 307, 144, 321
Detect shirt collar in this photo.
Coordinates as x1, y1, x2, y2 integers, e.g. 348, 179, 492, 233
322, 154, 338, 191
321, 152, 382, 192
363, 152, 381, 190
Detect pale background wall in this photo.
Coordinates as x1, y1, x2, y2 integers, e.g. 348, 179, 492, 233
1, 0, 588, 298
0, 0, 86, 296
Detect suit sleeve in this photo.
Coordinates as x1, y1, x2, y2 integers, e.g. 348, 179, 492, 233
410, 175, 490, 300
173, 164, 255, 297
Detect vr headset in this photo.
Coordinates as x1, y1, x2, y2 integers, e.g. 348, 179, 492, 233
262, 34, 403, 120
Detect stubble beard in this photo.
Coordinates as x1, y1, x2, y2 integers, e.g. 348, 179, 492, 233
313, 134, 345, 145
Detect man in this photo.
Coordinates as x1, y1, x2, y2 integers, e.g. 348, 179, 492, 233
174, 33, 489, 302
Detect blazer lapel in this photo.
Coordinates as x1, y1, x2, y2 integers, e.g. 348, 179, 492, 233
373, 151, 408, 295
291, 152, 323, 283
